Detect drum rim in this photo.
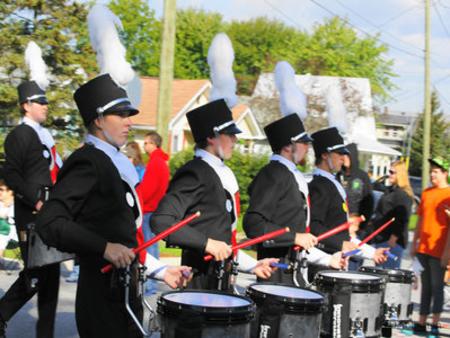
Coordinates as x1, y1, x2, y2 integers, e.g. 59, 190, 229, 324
315, 270, 384, 285
359, 266, 415, 283
247, 282, 325, 305
158, 290, 255, 314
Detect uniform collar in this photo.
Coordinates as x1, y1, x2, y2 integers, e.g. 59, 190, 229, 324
195, 148, 224, 167
85, 134, 139, 187
22, 116, 42, 131
270, 154, 297, 172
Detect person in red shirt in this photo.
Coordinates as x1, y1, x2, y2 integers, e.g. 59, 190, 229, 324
411, 157, 450, 336
137, 131, 170, 294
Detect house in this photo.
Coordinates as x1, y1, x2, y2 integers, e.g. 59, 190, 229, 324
130, 77, 264, 154
375, 109, 418, 153
247, 73, 402, 178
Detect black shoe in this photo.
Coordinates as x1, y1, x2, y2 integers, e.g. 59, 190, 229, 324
413, 323, 427, 336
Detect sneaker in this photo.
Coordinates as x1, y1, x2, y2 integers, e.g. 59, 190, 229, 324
428, 325, 439, 337
65, 265, 79, 283
413, 323, 427, 336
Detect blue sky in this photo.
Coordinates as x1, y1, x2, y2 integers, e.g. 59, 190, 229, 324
149, 0, 450, 115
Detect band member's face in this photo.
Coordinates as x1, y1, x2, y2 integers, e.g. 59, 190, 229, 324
388, 167, 398, 185
99, 114, 132, 147
24, 101, 48, 124
329, 152, 345, 171
217, 133, 237, 160
293, 142, 309, 165
430, 165, 448, 187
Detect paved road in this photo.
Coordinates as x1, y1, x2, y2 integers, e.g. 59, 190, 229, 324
0, 250, 448, 337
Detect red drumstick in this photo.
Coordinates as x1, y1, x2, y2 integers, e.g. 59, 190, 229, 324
357, 217, 395, 247
203, 227, 290, 262
293, 215, 365, 251
101, 211, 201, 273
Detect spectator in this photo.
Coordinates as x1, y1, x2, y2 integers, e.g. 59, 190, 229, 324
136, 132, 170, 294
411, 157, 450, 336
373, 160, 413, 269
125, 141, 145, 181
0, 180, 17, 258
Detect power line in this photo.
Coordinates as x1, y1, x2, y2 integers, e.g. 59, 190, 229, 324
432, 1, 450, 38
377, 5, 421, 28
308, 0, 448, 69
263, 0, 306, 30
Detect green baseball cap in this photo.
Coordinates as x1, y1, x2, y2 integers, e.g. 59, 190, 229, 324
428, 156, 449, 172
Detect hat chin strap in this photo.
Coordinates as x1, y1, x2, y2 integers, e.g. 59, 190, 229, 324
327, 156, 337, 174
213, 130, 225, 160
99, 115, 120, 149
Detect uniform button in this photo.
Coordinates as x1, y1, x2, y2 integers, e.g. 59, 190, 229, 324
125, 192, 135, 207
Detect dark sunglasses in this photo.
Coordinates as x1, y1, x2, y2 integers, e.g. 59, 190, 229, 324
388, 169, 396, 175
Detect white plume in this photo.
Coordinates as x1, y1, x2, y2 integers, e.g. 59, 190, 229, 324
87, 4, 134, 86
326, 85, 348, 134
207, 33, 238, 108
274, 61, 307, 119
24, 41, 50, 90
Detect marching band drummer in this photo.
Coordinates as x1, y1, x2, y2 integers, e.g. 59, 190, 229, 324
244, 62, 346, 286
244, 114, 346, 286
151, 99, 278, 291
0, 42, 61, 338
151, 33, 277, 292
308, 127, 388, 276
36, 74, 191, 338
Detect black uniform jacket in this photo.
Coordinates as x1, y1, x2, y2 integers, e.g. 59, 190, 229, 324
243, 161, 306, 259
309, 175, 349, 254
36, 144, 138, 259
4, 124, 52, 230
372, 185, 412, 248
151, 157, 233, 271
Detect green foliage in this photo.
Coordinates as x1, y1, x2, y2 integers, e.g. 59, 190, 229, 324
174, 9, 224, 79
169, 147, 268, 214
296, 17, 396, 102
0, 0, 96, 151
109, 0, 161, 76
409, 91, 450, 176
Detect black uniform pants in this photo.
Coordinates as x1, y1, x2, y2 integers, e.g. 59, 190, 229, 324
0, 239, 60, 338
76, 260, 143, 338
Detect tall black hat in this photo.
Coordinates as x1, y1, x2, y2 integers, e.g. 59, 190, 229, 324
74, 74, 139, 126
186, 99, 241, 143
17, 81, 48, 105
311, 127, 349, 159
264, 114, 313, 152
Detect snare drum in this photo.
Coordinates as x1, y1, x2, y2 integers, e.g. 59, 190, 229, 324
359, 266, 414, 325
315, 271, 385, 338
246, 283, 324, 338
157, 290, 255, 338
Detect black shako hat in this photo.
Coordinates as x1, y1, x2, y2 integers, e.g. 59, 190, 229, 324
18, 81, 48, 105
186, 99, 242, 143
264, 113, 313, 152
74, 74, 139, 126
311, 127, 350, 159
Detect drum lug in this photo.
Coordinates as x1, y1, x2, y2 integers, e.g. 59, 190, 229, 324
385, 304, 399, 327
351, 318, 366, 338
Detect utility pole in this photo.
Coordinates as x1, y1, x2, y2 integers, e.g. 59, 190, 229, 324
421, 0, 431, 189
157, 0, 177, 153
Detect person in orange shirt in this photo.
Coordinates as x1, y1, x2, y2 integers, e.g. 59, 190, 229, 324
411, 156, 450, 336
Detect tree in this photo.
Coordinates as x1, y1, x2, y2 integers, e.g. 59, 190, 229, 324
297, 17, 396, 102
226, 17, 307, 94
409, 91, 450, 176
174, 9, 224, 79
109, 0, 161, 76
0, 0, 96, 153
